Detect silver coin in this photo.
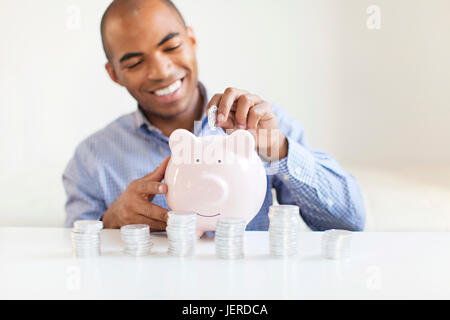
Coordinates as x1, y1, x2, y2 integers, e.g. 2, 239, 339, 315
268, 205, 300, 257
168, 211, 197, 218
121, 236, 150, 241
214, 218, 246, 260
166, 211, 197, 257
73, 220, 103, 232
120, 224, 154, 256
166, 227, 196, 233
125, 247, 152, 253
321, 229, 353, 260
125, 243, 153, 249
121, 224, 149, 233
208, 105, 218, 130
71, 231, 100, 237
125, 246, 152, 253
72, 221, 103, 258
121, 230, 151, 236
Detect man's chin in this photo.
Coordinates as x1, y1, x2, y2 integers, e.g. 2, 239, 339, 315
141, 103, 189, 119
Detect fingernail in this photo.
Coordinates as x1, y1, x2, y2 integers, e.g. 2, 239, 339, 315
158, 185, 164, 192
217, 113, 225, 123
238, 124, 246, 129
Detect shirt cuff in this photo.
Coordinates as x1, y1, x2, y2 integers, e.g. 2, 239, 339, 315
264, 136, 317, 188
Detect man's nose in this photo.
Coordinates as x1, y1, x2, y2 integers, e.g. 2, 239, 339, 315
146, 53, 173, 80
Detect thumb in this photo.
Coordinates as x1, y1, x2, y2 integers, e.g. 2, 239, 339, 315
143, 156, 171, 181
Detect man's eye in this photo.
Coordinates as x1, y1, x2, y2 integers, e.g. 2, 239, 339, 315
164, 44, 181, 52
127, 61, 142, 69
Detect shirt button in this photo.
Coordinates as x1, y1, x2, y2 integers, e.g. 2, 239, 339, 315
283, 175, 290, 181
295, 167, 301, 176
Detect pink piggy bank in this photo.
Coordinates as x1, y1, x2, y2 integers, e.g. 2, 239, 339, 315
165, 129, 267, 237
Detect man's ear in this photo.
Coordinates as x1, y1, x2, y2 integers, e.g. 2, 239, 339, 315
105, 61, 123, 86
186, 27, 197, 48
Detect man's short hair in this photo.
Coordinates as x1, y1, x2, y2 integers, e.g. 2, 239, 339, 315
100, 0, 186, 61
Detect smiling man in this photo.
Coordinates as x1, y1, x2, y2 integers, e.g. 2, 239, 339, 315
63, 0, 366, 231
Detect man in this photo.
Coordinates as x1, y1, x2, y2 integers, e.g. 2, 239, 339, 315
63, 0, 365, 231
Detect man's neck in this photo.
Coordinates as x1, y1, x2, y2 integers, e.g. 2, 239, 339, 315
143, 86, 204, 137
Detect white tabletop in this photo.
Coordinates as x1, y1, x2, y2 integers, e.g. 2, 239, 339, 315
1, 227, 449, 299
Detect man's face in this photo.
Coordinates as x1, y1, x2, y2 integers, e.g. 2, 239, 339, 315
104, 2, 198, 118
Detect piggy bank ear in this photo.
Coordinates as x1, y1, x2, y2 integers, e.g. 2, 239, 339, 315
226, 129, 255, 159
169, 129, 198, 163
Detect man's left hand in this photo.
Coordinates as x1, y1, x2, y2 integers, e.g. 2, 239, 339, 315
206, 87, 288, 161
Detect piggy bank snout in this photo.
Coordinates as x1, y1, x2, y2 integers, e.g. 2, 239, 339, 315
192, 173, 228, 206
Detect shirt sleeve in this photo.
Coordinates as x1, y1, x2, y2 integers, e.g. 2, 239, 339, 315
268, 104, 366, 231
62, 141, 106, 227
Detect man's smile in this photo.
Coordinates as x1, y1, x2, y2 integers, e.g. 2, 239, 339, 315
152, 79, 182, 96
147, 76, 186, 103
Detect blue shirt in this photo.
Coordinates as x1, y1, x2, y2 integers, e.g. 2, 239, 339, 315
63, 83, 365, 231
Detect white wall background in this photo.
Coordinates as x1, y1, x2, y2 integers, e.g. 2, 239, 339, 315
0, 0, 449, 227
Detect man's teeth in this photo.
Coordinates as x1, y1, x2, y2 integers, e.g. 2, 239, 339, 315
153, 80, 182, 96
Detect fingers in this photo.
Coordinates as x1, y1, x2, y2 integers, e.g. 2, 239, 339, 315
235, 94, 260, 129
132, 180, 167, 198
205, 93, 236, 130
127, 214, 167, 232
218, 112, 236, 131
247, 102, 269, 130
206, 88, 264, 131
147, 219, 167, 232
131, 157, 171, 199
206, 88, 273, 136
205, 94, 222, 115
217, 88, 248, 124
133, 200, 169, 223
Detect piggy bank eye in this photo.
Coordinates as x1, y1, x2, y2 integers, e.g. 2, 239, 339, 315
217, 159, 222, 164
196, 159, 200, 163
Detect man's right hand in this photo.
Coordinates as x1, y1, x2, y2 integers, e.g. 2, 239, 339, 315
102, 156, 170, 230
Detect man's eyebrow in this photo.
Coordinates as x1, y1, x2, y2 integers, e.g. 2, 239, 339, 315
119, 52, 144, 63
157, 32, 180, 47
118, 33, 179, 63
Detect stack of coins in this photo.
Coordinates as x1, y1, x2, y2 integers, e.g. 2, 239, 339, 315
321, 229, 352, 260
71, 220, 103, 257
268, 205, 301, 257
215, 218, 247, 259
120, 224, 153, 256
166, 211, 197, 257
